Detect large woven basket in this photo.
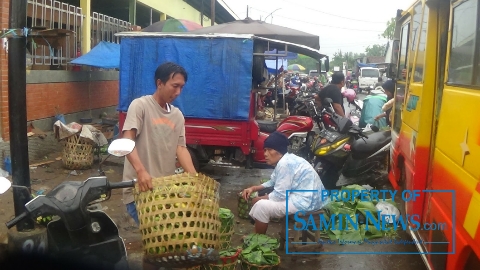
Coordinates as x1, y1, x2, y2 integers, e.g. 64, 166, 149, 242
135, 173, 222, 268
61, 134, 94, 169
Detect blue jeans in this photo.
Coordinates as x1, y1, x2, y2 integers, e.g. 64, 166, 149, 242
126, 202, 139, 225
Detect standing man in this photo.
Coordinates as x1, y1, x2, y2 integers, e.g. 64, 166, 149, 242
316, 71, 346, 116
122, 62, 197, 225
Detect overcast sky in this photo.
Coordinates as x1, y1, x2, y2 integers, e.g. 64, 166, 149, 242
222, 0, 413, 58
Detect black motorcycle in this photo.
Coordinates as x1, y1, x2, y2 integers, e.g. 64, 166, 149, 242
305, 98, 391, 190
1, 139, 137, 270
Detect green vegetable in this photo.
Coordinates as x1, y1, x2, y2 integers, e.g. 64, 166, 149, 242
219, 208, 235, 233
240, 235, 280, 266
242, 234, 279, 250
321, 185, 400, 244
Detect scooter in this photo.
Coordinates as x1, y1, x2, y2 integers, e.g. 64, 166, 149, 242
0, 139, 137, 270
253, 114, 314, 165
342, 88, 363, 125
305, 98, 391, 190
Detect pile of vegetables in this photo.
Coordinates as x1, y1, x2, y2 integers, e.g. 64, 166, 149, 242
219, 208, 235, 249
240, 234, 280, 268
320, 185, 400, 244
206, 248, 241, 270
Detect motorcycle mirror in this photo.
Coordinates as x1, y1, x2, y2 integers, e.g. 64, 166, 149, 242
0, 177, 12, 194
108, 138, 136, 157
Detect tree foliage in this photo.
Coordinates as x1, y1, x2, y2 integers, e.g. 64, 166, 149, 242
365, 44, 387, 57
329, 50, 366, 71
381, 18, 396, 40
287, 54, 318, 71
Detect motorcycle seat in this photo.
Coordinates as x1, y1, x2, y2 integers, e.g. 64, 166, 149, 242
257, 120, 278, 133
350, 130, 391, 159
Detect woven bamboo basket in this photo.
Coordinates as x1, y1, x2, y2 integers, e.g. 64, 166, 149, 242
61, 134, 94, 169
135, 173, 222, 268
202, 249, 241, 270
237, 192, 258, 219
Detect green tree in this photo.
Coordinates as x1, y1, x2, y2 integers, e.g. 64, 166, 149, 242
365, 44, 387, 57
330, 50, 367, 71
381, 18, 395, 40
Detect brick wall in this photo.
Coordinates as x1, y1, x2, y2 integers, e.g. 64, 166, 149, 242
0, 0, 10, 140
26, 80, 118, 121
0, 0, 119, 141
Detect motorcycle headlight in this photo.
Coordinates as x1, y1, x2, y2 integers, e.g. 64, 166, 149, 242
314, 137, 349, 156
91, 221, 101, 233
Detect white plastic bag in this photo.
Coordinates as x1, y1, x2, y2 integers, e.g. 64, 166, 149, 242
375, 201, 400, 224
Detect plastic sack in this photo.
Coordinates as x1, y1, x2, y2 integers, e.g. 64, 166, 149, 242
375, 201, 400, 224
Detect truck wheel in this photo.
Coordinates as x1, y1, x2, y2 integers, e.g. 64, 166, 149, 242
188, 148, 200, 172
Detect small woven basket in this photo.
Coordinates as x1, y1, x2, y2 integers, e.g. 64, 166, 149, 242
219, 208, 235, 249
237, 192, 257, 219
240, 257, 280, 270
135, 173, 221, 268
202, 249, 241, 270
61, 133, 94, 169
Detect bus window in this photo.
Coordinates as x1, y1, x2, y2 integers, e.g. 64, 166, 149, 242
447, 0, 477, 86
410, 3, 422, 81
398, 22, 410, 81
414, 5, 429, 82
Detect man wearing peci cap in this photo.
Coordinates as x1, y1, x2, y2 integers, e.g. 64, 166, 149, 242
241, 131, 329, 234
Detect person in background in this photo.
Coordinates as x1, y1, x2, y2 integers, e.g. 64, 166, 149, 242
374, 80, 396, 126
241, 131, 328, 234
375, 76, 383, 88
359, 86, 388, 129
316, 71, 346, 116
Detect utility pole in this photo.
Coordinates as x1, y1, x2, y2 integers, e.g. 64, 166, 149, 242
246, 5, 249, 18
210, 0, 215, 26
8, 0, 33, 231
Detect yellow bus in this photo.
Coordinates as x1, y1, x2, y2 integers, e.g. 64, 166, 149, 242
387, 0, 480, 269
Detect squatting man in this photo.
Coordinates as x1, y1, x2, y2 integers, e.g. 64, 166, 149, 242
241, 131, 330, 234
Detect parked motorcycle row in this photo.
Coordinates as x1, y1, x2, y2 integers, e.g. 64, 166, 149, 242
258, 78, 392, 191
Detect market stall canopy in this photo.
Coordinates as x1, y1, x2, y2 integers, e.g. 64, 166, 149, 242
189, 18, 320, 50
70, 41, 120, 69
141, 19, 203, 32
